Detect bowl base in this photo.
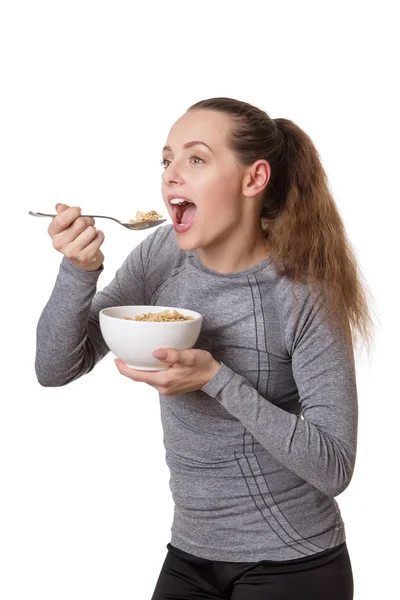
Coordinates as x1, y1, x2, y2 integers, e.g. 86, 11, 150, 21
125, 364, 168, 371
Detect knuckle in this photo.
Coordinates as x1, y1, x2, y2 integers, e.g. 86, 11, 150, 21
52, 237, 63, 251
62, 208, 79, 228
56, 214, 67, 228
76, 216, 91, 230
75, 216, 86, 228
79, 250, 90, 263
61, 211, 74, 228
71, 249, 81, 261
83, 225, 94, 236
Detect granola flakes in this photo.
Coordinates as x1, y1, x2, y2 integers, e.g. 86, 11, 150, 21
129, 210, 163, 223
123, 309, 194, 322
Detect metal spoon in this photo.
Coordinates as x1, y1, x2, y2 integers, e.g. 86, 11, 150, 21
29, 211, 167, 230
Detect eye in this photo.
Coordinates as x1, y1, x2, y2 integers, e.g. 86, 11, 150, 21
160, 158, 170, 169
160, 155, 204, 170
188, 154, 204, 165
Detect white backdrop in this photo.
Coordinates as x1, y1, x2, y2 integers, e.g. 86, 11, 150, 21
1, 1, 398, 598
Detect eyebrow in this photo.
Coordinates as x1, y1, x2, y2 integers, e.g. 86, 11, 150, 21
162, 141, 213, 154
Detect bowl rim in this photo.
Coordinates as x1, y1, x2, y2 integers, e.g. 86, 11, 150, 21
99, 305, 202, 323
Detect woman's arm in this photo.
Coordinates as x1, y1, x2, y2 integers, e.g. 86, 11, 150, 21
35, 244, 148, 387
201, 286, 358, 498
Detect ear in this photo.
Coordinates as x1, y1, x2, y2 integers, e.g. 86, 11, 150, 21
242, 159, 271, 198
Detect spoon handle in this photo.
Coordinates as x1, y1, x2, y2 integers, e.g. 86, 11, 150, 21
29, 211, 57, 217
29, 211, 122, 224
80, 215, 122, 224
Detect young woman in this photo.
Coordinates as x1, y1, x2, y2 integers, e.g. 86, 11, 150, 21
36, 97, 373, 599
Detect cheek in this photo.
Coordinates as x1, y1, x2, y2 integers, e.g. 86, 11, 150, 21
204, 174, 240, 211
204, 169, 237, 196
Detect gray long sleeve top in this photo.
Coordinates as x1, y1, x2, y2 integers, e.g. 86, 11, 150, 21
35, 224, 358, 562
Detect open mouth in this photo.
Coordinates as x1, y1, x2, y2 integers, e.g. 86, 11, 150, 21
173, 201, 197, 225
169, 199, 198, 226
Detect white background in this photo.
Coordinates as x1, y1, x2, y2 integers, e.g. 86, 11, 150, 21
1, 1, 398, 598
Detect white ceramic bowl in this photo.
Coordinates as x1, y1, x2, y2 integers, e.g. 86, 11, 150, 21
99, 305, 203, 370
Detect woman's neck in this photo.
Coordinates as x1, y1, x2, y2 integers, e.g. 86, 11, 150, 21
197, 229, 270, 274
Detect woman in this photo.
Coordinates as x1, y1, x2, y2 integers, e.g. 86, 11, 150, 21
36, 97, 373, 599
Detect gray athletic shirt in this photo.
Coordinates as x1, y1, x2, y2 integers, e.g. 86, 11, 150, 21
35, 224, 358, 562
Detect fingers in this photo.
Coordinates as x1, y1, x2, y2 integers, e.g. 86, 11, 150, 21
49, 204, 95, 236
56, 203, 70, 214
48, 205, 80, 236
152, 348, 195, 366
47, 203, 105, 270
52, 215, 96, 248
64, 227, 105, 263
115, 359, 168, 387
49, 204, 98, 251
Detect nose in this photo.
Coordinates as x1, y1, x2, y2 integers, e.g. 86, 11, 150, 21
161, 162, 185, 186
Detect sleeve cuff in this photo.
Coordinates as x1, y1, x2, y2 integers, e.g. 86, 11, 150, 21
60, 256, 104, 282
201, 362, 236, 397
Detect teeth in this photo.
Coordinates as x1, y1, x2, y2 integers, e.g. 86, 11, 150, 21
170, 198, 193, 205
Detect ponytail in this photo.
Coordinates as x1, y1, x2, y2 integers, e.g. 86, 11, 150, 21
188, 98, 375, 357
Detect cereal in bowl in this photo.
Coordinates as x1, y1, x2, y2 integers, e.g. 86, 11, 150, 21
123, 309, 194, 322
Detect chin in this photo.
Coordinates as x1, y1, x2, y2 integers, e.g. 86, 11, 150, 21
175, 236, 200, 252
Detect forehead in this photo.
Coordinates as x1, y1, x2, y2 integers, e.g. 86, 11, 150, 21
165, 110, 233, 149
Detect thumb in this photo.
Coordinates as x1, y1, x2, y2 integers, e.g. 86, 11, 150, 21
152, 348, 172, 361
55, 203, 71, 214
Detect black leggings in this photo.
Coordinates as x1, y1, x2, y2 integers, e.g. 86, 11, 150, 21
151, 542, 353, 599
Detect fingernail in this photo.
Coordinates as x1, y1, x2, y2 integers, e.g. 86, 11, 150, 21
153, 349, 168, 360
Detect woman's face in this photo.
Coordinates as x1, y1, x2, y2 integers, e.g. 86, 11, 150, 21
161, 109, 247, 251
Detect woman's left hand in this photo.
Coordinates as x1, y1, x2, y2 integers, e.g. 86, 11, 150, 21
114, 348, 221, 396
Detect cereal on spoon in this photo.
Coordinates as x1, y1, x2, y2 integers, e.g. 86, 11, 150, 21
129, 210, 163, 223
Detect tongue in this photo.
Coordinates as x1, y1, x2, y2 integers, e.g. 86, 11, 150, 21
181, 203, 197, 224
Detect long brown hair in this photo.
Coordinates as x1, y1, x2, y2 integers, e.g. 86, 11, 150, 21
188, 97, 375, 359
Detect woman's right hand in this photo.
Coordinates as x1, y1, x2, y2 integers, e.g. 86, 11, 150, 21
48, 204, 105, 272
